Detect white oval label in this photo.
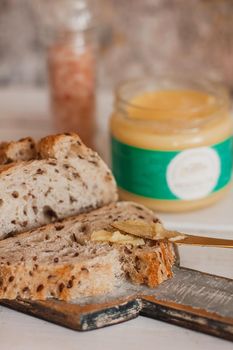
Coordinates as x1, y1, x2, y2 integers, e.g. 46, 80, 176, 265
166, 147, 220, 200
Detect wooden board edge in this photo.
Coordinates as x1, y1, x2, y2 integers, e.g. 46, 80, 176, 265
140, 297, 233, 342
0, 297, 142, 331
80, 298, 142, 330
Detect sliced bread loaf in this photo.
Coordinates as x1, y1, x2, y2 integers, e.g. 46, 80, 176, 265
0, 202, 175, 301
0, 133, 118, 240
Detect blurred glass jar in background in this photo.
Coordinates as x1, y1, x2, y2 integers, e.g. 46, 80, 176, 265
47, 0, 98, 148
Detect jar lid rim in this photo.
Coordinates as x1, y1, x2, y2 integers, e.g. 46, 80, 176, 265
115, 76, 229, 115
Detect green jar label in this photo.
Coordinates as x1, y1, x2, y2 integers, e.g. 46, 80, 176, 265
111, 136, 233, 201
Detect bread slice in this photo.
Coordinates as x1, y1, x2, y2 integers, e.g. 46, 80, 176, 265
0, 133, 118, 240
0, 202, 175, 301
0, 137, 37, 164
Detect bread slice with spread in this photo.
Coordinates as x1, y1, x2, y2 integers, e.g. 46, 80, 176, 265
0, 202, 176, 301
0, 133, 117, 240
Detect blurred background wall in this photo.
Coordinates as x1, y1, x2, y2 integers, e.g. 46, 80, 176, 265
0, 0, 233, 91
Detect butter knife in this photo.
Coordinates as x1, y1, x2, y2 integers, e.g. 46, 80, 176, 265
111, 221, 233, 248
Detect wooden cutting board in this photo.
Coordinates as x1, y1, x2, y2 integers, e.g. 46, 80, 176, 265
1, 267, 233, 341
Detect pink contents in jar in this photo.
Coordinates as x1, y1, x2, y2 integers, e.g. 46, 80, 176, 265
48, 40, 96, 148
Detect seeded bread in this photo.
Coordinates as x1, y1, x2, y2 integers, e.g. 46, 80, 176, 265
0, 133, 118, 240
0, 202, 175, 301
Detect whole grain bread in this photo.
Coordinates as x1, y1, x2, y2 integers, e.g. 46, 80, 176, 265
0, 202, 175, 301
0, 133, 118, 240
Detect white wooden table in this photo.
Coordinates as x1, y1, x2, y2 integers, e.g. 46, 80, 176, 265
0, 87, 232, 350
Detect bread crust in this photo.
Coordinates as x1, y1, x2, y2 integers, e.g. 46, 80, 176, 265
0, 137, 37, 164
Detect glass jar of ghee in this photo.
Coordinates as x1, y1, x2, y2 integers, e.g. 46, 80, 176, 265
110, 77, 233, 212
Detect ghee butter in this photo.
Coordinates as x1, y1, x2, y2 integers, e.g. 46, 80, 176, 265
110, 78, 233, 212
91, 229, 145, 246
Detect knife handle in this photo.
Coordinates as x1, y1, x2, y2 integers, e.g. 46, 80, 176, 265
174, 235, 233, 248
